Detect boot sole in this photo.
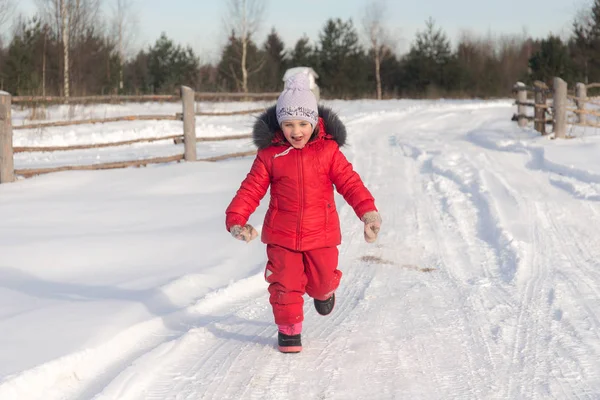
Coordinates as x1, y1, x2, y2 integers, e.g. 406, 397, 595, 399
278, 345, 302, 353
315, 294, 335, 316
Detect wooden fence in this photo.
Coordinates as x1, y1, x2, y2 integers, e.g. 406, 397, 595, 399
12, 92, 279, 106
513, 77, 600, 138
0, 87, 264, 184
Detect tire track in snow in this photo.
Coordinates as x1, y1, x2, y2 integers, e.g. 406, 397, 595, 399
417, 152, 512, 398
354, 116, 510, 398
92, 210, 380, 400
421, 153, 519, 284
0, 272, 268, 400
24, 102, 597, 399
475, 145, 600, 399
503, 206, 551, 399
469, 145, 597, 400
542, 205, 600, 398
93, 288, 275, 400
467, 150, 553, 400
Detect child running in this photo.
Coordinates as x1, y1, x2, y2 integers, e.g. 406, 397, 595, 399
225, 73, 381, 353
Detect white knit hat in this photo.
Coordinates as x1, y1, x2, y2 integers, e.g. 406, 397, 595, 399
276, 73, 318, 128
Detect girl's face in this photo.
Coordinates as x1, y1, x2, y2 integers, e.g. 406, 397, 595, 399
281, 119, 313, 149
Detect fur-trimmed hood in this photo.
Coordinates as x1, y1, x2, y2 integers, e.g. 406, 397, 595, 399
252, 105, 346, 150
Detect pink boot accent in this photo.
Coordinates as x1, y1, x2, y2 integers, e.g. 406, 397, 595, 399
314, 290, 335, 301
278, 322, 302, 336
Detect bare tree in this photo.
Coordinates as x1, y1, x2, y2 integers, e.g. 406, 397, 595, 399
42, 23, 49, 96
36, 0, 70, 96
224, 0, 265, 93
110, 0, 138, 92
61, 0, 69, 97
0, 0, 13, 29
36, 0, 102, 96
362, 0, 389, 99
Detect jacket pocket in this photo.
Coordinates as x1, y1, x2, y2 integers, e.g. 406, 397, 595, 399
324, 201, 332, 228
267, 198, 278, 227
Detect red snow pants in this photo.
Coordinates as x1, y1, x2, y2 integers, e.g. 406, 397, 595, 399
265, 244, 342, 325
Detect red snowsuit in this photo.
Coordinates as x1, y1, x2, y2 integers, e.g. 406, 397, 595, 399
225, 106, 376, 325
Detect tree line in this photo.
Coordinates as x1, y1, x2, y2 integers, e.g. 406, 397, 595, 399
0, 0, 598, 99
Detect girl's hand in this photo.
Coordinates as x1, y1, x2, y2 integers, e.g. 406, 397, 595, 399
230, 224, 259, 242
361, 211, 382, 243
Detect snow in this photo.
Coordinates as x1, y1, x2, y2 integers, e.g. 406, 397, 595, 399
1, 99, 599, 399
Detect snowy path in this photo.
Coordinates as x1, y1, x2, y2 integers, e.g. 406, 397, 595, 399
1, 101, 599, 399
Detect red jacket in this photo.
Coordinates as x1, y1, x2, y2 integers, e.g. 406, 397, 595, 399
226, 106, 376, 251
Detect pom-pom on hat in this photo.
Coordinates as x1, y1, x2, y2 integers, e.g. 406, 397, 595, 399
276, 73, 318, 128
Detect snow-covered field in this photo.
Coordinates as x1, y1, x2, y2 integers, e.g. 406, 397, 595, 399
1, 99, 599, 399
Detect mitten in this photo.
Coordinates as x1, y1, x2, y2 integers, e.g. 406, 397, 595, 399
361, 211, 382, 243
230, 224, 258, 243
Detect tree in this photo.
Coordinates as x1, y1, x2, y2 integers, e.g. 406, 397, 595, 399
260, 27, 286, 91
362, 0, 389, 99
452, 32, 532, 97
0, 0, 14, 28
378, 46, 401, 96
289, 35, 316, 67
123, 50, 151, 93
146, 33, 200, 93
402, 18, 453, 95
2, 17, 51, 95
35, 0, 103, 96
529, 36, 573, 85
217, 30, 263, 91
317, 18, 369, 98
223, 0, 266, 93
110, 0, 138, 93
60, 0, 69, 96
0, 1, 15, 91
571, 0, 600, 83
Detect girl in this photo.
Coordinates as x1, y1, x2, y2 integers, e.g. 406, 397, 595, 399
225, 73, 381, 353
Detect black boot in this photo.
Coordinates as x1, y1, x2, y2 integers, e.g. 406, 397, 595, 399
278, 332, 302, 353
314, 293, 335, 316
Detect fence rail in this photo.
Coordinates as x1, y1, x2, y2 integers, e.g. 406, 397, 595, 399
511, 77, 597, 138
12, 94, 179, 105
13, 134, 183, 153
513, 80, 556, 135
0, 88, 263, 184
196, 108, 265, 116
12, 92, 279, 106
13, 114, 181, 130
14, 154, 186, 178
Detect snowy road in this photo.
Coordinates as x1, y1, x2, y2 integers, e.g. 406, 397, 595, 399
1, 100, 599, 399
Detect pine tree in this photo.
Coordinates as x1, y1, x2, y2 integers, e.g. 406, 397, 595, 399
290, 36, 315, 67
147, 33, 199, 93
317, 18, 369, 98
529, 36, 573, 85
3, 17, 45, 95
571, 0, 600, 83
217, 31, 264, 92
402, 18, 453, 96
260, 28, 286, 91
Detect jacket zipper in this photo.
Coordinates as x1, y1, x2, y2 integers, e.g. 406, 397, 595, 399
296, 150, 304, 250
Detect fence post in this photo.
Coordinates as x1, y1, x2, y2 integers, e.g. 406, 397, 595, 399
553, 77, 568, 139
515, 82, 528, 128
575, 82, 587, 125
181, 86, 197, 161
533, 81, 547, 135
0, 91, 15, 184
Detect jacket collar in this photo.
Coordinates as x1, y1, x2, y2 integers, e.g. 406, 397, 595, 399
252, 105, 347, 150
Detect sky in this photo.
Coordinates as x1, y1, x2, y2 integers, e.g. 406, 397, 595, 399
13, 0, 584, 62
1, 98, 600, 398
